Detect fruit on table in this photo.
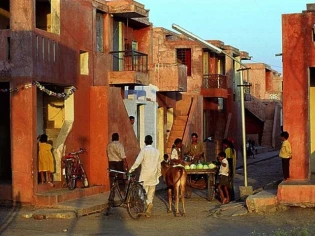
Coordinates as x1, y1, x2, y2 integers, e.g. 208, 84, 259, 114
197, 163, 204, 169
203, 165, 209, 169
184, 165, 190, 170
190, 164, 196, 169
209, 163, 216, 169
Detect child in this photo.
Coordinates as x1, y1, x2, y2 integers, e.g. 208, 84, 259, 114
217, 151, 230, 204
163, 153, 170, 163
279, 131, 292, 180
38, 134, 55, 187
171, 138, 183, 164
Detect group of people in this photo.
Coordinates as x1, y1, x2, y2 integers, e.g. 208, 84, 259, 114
37, 126, 292, 215
107, 132, 160, 217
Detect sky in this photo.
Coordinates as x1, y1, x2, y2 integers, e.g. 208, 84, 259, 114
139, 0, 312, 74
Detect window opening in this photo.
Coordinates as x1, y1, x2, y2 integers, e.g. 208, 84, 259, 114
176, 48, 191, 76
80, 51, 89, 75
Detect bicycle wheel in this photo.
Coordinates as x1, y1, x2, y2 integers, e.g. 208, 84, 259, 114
126, 183, 146, 219
65, 161, 76, 190
80, 165, 89, 188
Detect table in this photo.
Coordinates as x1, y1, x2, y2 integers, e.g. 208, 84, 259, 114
185, 168, 217, 201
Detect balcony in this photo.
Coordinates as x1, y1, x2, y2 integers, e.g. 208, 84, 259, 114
149, 63, 187, 92
108, 50, 149, 85
107, 1, 148, 18
200, 74, 228, 98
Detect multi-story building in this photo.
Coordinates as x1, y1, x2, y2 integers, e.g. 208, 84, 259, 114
0, 0, 166, 206
243, 63, 282, 148
278, 3, 315, 206
149, 27, 255, 160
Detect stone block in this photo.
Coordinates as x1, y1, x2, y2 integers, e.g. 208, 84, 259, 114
239, 186, 253, 199
246, 190, 278, 213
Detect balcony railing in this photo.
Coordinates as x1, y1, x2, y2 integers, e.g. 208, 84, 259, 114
110, 50, 148, 73
202, 74, 227, 89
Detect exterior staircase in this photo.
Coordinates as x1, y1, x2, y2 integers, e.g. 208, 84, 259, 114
166, 115, 187, 154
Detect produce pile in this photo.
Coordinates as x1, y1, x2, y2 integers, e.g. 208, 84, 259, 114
184, 162, 217, 170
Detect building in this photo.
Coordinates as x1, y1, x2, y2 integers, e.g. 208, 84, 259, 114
278, 3, 315, 206
0, 0, 156, 205
149, 27, 255, 161
243, 63, 282, 148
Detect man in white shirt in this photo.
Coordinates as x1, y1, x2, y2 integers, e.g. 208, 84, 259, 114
129, 135, 161, 217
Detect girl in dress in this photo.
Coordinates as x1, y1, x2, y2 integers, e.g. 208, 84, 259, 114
38, 134, 55, 187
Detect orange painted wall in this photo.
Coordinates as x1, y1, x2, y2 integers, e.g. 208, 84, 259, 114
11, 79, 37, 203
282, 12, 313, 179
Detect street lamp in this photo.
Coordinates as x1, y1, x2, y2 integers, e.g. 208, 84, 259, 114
172, 23, 251, 188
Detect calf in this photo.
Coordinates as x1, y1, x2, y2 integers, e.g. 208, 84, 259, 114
161, 160, 187, 216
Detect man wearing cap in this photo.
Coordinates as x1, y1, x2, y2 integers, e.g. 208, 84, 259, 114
129, 135, 161, 217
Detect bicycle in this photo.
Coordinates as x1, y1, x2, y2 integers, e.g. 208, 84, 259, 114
105, 169, 147, 219
62, 148, 89, 190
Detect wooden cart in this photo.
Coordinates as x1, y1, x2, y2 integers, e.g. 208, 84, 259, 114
185, 168, 217, 201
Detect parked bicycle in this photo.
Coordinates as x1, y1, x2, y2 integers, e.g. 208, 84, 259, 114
105, 169, 147, 219
62, 148, 89, 190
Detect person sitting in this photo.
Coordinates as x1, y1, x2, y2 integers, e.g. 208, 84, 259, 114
184, 133, 205, 163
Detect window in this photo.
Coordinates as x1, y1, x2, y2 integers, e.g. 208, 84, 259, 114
80, 51, 89, 75
96, 10, 104, 52
176, 48, 191, 76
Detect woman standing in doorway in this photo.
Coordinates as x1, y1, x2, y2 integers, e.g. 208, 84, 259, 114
38, 134, 55, 187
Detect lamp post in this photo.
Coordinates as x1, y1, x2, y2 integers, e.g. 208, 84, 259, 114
172, 24, 251, 189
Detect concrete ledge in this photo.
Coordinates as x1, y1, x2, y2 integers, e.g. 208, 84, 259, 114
246, 189, 278, 213
277, 180, 315, 207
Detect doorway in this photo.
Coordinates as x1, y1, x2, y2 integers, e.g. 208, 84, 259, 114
0, 82, 11, 182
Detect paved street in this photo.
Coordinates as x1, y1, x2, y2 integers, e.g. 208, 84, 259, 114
1, 150, 315, 236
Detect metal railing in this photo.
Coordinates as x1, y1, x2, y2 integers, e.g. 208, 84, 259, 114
110, 50, 148, 72
202, 74, 227, 89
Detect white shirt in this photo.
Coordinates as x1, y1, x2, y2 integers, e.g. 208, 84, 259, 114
219, 158, 229, 176
171, 148, 181, 160
129, 145, 161, 186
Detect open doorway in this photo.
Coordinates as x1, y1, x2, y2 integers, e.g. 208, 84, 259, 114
0, 1, 10, 29
0, 82, 11, 183
35, 0, 60, 34
37, 85, 65, 186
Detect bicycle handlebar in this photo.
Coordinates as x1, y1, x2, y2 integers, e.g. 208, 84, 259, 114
108, 169, 126, 175
69, 148, 86, 155
108, 169, 135, 178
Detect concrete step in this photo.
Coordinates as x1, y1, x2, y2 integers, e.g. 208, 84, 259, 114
35, 185, 106, 207
172, 125, 185, 131
173, 116, 187, 126
246, 189, 279, 213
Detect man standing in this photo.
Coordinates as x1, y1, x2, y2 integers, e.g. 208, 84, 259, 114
129, 135, 161, 217
107, 133, 128, 186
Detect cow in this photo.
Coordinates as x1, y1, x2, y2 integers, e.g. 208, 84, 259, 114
161, 160, 187, 216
